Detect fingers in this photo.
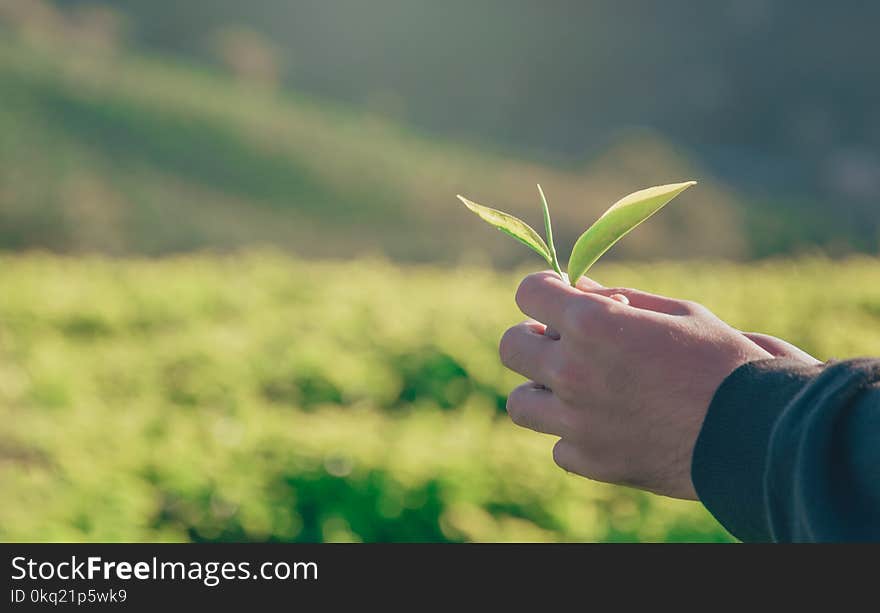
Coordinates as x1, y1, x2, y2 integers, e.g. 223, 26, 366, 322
579, 286, 693, 316
574, 276, 604, 291
742, 332, 821, 364
507, 382, 574, 437
551, 439, 625, 486
517, 272, 693, 336
543, 325, 561, 340
573, 275, 697, 316
517, 272, 634, 338
515, 272, 585, 330
552, 439, 586, 474
499, 320, 557, 383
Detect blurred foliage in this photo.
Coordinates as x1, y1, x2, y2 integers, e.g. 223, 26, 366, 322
1, 8, 872, 264
45, 0, 880, 245
2, 252, 880, 542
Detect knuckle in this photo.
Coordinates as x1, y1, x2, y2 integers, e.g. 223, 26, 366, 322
564, 296, 617, 333
680, 299, 708, 316
544, 362, 563, 390
545, 359, 573, 392
562, 300, 593, 334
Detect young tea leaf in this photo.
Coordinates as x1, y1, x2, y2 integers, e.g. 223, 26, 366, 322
567, 181, 696, 286
537, 184, 564, 280
457, 195, 553, 265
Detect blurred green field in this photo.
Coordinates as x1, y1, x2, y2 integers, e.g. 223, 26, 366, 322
2, 253, 879, 542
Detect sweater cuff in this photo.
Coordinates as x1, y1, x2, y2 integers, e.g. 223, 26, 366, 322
691, 358, 824, 542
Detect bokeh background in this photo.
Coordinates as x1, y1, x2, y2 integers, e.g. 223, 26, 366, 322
1, 0, 877, 542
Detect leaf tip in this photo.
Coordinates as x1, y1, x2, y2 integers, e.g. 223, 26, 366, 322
659, 179, 698, 197
456, 194, 475, 210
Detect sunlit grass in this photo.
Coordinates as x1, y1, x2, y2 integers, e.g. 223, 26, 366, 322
1, 252, 878, 542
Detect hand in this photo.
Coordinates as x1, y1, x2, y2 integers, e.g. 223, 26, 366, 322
499, 272, 804, 500
738, 331, 820, 365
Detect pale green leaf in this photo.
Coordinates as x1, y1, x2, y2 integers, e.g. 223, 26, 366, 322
537, 184, 564, 279
567, 181, 696, 285
457, 195, 553, 265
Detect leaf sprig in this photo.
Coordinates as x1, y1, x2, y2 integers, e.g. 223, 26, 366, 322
457, 181, 696, 286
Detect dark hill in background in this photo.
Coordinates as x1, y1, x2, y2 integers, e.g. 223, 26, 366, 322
0, 1, 875, 262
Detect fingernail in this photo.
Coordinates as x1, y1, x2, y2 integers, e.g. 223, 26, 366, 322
610, 293, 630, 305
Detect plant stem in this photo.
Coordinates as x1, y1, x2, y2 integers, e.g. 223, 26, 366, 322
537, 184, 564, 281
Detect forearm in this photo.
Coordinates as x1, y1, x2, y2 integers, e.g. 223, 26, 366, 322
692, 358, 880, 542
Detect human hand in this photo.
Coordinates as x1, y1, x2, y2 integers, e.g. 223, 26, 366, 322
499, 272, 795, 500
738, 331, 820, 365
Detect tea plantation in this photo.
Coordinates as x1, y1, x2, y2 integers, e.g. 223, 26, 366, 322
2, 253, 878, 541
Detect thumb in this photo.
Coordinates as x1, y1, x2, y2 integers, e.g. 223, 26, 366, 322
742, 332, 821, 365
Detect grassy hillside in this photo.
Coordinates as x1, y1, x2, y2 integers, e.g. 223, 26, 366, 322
2, 253, 880, 542
0, 28, 753, 264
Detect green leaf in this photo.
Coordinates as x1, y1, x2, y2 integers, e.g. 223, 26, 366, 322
567, 181, 696, 286
537, 184, 564, 280
457, 194, 553, 265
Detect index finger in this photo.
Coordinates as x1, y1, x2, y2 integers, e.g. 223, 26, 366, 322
515, 271, 585, 330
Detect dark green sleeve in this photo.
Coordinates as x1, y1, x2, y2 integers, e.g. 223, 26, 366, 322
691, 357, 880, 542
